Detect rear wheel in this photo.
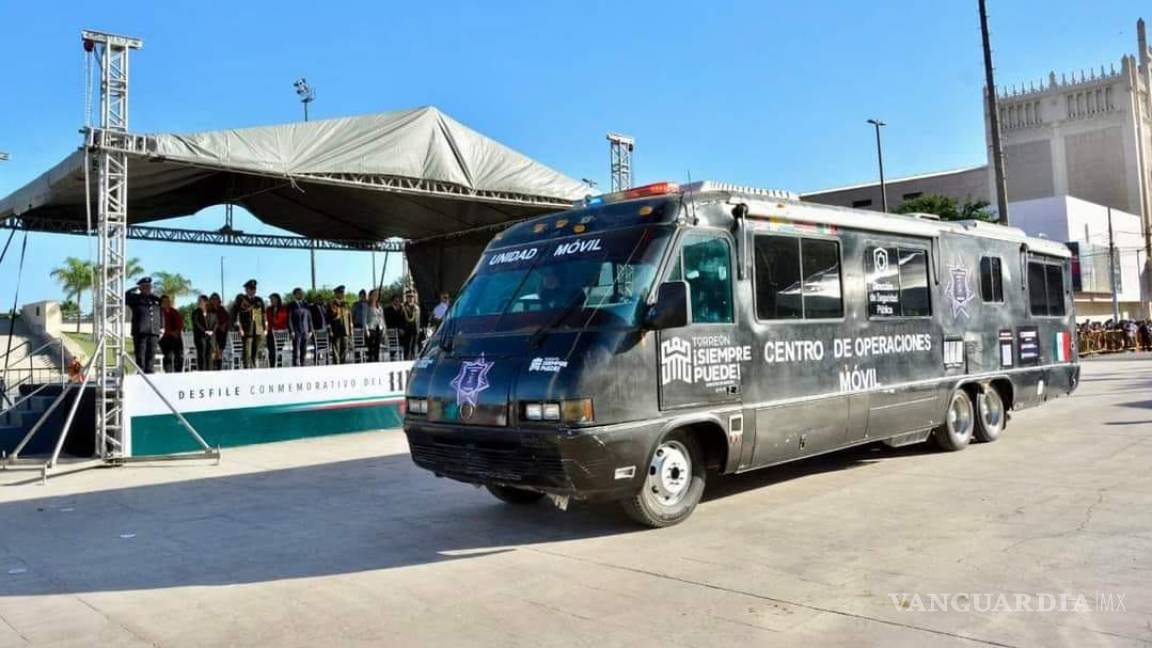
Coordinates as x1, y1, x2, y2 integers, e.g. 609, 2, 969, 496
485, 484, 545, 505
974, 386, 1006, 443
934, 389, 975, 451
621, 430, 706, 528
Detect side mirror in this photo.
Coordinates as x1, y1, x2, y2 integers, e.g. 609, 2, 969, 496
645, 281, 690, 330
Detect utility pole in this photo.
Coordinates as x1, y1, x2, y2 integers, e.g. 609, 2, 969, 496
1108, 207, 1120, 322
980, 0, 1011, 225
866, 119, 888, 212
294, 78, 318, 290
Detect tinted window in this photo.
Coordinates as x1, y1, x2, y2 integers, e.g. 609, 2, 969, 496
801, 239, 843, 318
899, 249, 930, 317
753, 236, 802, 319
980, 256, 1004, 302
682, 234, 733, 324
866, 245, 931, 317
1028, 262, 1049, 316
1045, 264, 1066, 316
754, 235, 843, 320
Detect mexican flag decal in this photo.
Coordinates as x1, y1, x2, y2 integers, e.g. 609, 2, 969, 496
1055, 331, 1072, 363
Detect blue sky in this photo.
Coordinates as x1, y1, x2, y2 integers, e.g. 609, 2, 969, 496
0, 0, 1146, 307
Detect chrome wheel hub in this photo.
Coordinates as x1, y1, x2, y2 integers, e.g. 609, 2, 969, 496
647, 440, 691, 506
948, 395, 973, 437
979, 391, 1003, 430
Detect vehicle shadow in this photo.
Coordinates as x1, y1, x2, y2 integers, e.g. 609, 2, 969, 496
703, 441, 931, 501
0, 454, 639, 597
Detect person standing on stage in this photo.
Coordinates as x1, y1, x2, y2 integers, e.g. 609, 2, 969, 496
401, 290, 421, 360
209, 293, 230, 370
159, 294, 185, 373
367, 289, 385, 362
327, 285, 352, 364
126, 277, 162, 373
352, 289, 368, 332
241, 279, 266, 368
191, 295, 217, 372
265, 292, 288, 367
288, 287, 313, 366
233, 294, 257, 369
430, 292, 451, 331
309, 294, 328, 335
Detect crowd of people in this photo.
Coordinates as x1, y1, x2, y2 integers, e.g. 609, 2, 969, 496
125, 276, 453, 374
1077, 319, 1152, 354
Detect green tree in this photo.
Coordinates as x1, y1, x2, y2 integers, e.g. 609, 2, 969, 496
50, 257, 94, 332
152, 271, 196, 304
895, 193, 995, 222
125, 257, 145, 282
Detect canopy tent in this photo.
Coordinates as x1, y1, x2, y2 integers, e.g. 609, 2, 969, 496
0, 106, 590, 298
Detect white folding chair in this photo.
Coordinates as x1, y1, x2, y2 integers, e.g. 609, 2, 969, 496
313, 329, 332, 366
384, 329, 403, 362
351, 327, 368, 363
227, 335, 245, 370
271, 329, 291, 367
181, 331, 197, 371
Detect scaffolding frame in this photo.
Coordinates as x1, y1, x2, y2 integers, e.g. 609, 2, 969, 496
607, 132, 634, 192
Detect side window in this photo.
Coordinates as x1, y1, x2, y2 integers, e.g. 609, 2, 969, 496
1045, 264, 1066, 316
753, 235, 843, 320
980, 256, 1004, 302
1028, 261, 1049, 316
866, 245, 931, 317
899, 249, 930, 317
681, 234, 733, 324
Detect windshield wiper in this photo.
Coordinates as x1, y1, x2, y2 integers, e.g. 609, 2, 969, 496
527, 294, 586, 349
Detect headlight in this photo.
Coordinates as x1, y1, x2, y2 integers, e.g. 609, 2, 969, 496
521, 399, 594, 424
407, 398, 428, 415
542, 403, 561, 421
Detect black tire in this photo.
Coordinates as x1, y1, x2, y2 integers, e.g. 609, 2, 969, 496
974, 385, 1006, 442
933, 389, 975, 451
621, 429, 706, 528
485, 484, 546, 505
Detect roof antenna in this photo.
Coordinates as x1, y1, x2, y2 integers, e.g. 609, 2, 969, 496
681, 170, 698, 224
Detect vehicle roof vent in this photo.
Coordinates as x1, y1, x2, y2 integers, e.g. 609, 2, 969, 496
906, 211, 942, 221
682, 180, 798, 201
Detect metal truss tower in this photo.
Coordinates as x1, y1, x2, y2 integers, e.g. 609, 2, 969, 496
84, 30, 142, 459
607, 133, 634, 192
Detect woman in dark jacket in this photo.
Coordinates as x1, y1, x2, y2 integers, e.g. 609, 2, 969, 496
265, 293, 288, 367
210, 293, 230, 370
191, 295, 218, 371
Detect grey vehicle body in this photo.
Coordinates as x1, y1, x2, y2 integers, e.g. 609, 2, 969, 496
403, 181, 1079, 525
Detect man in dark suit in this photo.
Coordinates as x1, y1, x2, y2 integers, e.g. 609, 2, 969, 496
287, 287, 313, 366
125, 277, 163, 373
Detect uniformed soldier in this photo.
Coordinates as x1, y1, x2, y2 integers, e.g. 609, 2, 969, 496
240, 279, 266, 368
327, 285, 352, 364
126, 277, 163, 373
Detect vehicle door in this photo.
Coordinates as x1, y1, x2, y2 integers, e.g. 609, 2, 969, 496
657, 231, 747, 411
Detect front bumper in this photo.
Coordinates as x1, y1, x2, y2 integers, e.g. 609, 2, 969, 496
403, 419, 660, 501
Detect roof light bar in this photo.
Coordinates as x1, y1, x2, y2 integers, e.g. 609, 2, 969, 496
587, 181, 680, 206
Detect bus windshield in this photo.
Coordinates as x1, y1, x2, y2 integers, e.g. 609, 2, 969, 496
444, 226, 672, 335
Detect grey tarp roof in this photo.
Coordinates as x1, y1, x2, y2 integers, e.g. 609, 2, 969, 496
0, 106, 589, 241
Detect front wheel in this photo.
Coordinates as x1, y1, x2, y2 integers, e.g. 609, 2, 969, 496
485, 484, 546, 505
621, 430, 706, 528
933, 389, 975, 451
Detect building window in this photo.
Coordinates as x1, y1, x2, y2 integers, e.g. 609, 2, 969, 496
980, 256, 1004, 303
865, 246, 931, 318
1028, 261, 1066, 317
753, 235, 843, 320
902, 192, 923, 201
851, 199, 873, 209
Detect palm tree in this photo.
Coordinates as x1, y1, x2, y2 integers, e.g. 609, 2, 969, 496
152, 271, 196, 304
50, 258, 94, 332
125, 257, 145, 283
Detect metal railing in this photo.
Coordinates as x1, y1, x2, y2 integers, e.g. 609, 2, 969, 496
0, 339, 66, 409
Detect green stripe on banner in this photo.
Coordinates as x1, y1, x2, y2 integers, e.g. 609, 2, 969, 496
131, 399, 404, 455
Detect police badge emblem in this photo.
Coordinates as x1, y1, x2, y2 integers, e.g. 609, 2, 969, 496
450, 354, 494, 418
945, 258, 975, 319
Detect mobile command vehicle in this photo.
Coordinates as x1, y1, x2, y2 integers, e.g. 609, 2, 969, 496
403, 181, 1078, 527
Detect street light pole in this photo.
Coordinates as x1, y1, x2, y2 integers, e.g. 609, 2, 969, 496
293, 78, 317, 290
980, 0, 1011, 226
867, 119, 888, 212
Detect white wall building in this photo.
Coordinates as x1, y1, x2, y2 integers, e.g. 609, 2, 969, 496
1009, 196, 1144, 320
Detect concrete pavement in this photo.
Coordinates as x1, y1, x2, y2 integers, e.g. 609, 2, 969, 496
0, 356, 1150, 647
